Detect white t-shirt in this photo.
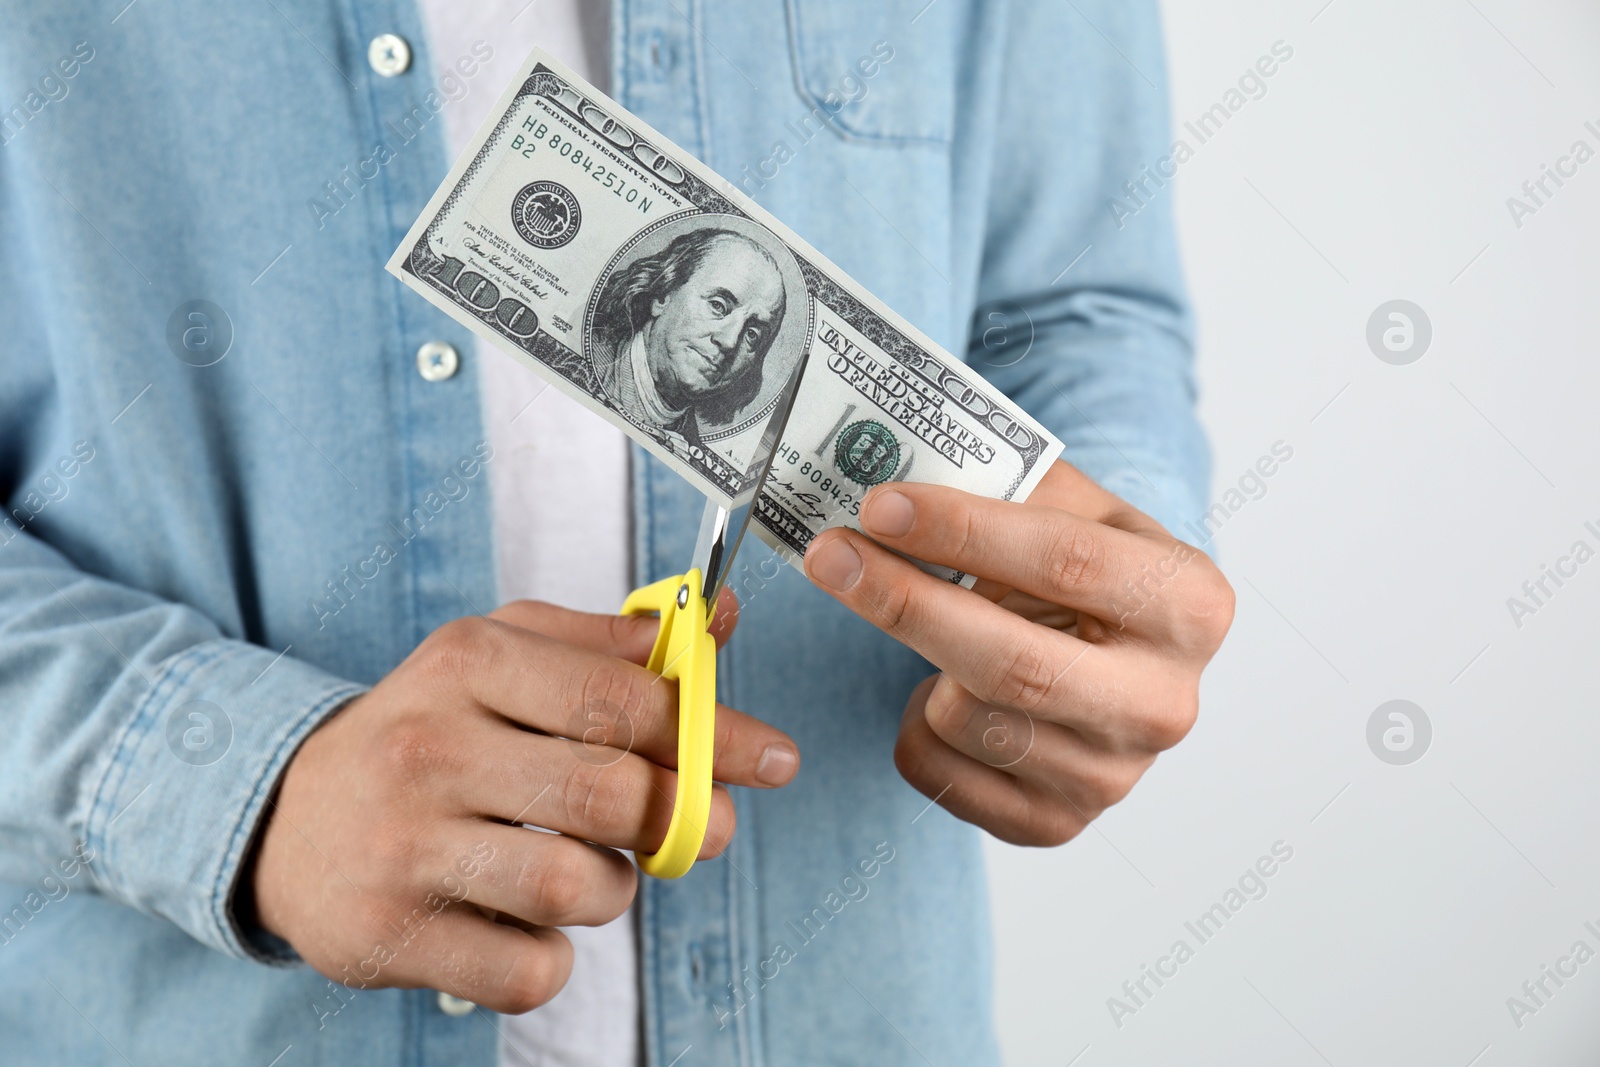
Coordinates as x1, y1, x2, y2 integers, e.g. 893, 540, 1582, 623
414, 4, 639, 1065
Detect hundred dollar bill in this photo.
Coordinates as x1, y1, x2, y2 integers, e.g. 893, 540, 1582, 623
387, 48, 1062, 584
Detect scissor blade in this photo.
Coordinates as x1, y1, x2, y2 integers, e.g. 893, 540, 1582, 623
689, 499, 732, 606
692, 347, 812, 606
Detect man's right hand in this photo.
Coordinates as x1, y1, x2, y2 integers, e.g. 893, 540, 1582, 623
245, 594, 798, 1013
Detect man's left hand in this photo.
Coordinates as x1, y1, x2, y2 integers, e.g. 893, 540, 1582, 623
803, 460, 1234, 846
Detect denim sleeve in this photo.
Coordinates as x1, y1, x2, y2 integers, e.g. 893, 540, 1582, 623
0, 530, 365, 963
968, 0, 1210, 538
0, 125, 369, 963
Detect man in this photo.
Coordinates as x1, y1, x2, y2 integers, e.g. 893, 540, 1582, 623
590, 226, 790, 447
0, 2, 1230, 1065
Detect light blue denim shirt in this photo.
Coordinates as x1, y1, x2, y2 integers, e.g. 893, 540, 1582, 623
0, 1, 1206, 1063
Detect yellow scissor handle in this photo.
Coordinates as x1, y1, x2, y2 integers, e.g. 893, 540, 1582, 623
620, 569, 716, 879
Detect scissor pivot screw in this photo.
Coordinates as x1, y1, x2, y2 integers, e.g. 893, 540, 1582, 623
677, 584, 690, 609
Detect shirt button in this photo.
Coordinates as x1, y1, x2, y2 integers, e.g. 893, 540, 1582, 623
416, 341, 459, 382
368, 34, 412, 77
436, 992, 475, 1016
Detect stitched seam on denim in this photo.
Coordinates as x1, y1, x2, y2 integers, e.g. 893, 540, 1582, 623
726, 820, 753, 1067
349, 0, 427, 651
616, 0, 631, 109
688, 0, 710, 164
745, 794, 769, 1067
207, 676, 368, 961
405, 985, 424, 1067
84, 639, 231, 900
642, 859, 663, 1066
642, 447, 656, 584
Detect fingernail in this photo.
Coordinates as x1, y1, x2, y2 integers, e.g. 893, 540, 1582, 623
863, 489, 914, 538
755, 744, 798, 786
807, 538, 862, 591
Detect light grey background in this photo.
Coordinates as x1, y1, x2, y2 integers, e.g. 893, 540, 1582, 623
985, 1, 1600, 1064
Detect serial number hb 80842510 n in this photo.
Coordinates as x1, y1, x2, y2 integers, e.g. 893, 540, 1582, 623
512, 115, 653, 216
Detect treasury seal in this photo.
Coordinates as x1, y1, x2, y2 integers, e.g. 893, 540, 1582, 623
511, 181, 581, 249
835, 420, 902, 487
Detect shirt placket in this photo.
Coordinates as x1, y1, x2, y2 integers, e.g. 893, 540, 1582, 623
619, 2, 756, 1064
333, 0, 499, 1056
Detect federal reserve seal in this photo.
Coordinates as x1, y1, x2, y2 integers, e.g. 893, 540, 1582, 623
835, 420, 902, 487
511, 181, 581, 249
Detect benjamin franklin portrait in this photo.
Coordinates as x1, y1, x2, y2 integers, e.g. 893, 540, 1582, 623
587, 216, 808, 449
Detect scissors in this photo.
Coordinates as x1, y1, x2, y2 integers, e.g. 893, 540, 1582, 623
620, 351, 809, 879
